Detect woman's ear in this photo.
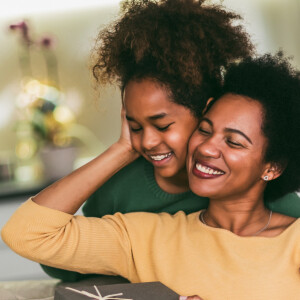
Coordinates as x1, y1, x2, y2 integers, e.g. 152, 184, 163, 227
261, 162, 285, 182
202, 97, 214, 115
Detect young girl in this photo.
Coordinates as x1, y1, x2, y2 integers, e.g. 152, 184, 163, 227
40, 0, 299, 281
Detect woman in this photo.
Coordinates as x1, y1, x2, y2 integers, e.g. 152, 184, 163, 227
181, 52, 300, 299
41, 0, 260, 281
2, 53, 300, 299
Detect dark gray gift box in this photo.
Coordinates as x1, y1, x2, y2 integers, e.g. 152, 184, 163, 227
55, 276, 179, 300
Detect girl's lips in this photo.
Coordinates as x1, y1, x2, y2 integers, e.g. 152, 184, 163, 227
147, 152, 173, 166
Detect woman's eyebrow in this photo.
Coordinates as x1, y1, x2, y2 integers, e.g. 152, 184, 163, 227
200, 117, 213, 126
225, 128, 253, 144
201, 117, 253, 144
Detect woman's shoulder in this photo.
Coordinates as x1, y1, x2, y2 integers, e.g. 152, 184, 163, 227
263, 212, 299, 237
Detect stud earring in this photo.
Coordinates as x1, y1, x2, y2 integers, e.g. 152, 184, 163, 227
263, 175, 269, 181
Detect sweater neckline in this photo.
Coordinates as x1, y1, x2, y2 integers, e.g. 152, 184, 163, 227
143, 158, 195, 201
196, 210, 300, 240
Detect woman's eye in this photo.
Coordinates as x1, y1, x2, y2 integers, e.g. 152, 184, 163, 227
227, 139, 243, 148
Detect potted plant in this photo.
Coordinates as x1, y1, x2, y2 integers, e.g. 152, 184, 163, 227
10, 21, 78, 181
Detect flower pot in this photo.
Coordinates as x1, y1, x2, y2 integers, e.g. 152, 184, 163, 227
40, 145, 77, 181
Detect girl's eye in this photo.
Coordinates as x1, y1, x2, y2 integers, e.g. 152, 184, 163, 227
130, 127, 142, 132
156, 123, 174, 132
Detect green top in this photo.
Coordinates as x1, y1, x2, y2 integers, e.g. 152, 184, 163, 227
41, 157, 300, 282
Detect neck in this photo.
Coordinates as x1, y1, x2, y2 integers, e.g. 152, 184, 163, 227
155, 169, 190, 194
203, 195, 271, 236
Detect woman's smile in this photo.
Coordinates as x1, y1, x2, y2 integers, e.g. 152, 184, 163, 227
193, 160, 225, 178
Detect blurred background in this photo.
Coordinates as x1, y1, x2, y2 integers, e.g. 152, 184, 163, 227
0, 0, 299, 281
0, 0, 299, 187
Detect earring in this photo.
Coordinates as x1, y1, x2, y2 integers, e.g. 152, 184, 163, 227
263, 175, 269, 181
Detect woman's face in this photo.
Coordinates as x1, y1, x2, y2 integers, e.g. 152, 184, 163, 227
187, 93, 269, 201
124, 79, 198, 183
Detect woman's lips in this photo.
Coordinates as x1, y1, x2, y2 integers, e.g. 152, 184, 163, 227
192, 161, 225, 179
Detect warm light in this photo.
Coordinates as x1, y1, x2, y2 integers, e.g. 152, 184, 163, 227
15, 139, 37, 160
15, 165, 38, 182
53, 106, 75, 124
43, 86, 60, 103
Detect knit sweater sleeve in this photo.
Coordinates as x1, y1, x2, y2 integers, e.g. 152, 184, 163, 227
1, 199, 133, 279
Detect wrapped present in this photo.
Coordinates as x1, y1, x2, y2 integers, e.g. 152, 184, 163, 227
55, 281, 179, 300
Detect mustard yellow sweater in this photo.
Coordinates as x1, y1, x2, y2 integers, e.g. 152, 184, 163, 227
2, 199, 300, 300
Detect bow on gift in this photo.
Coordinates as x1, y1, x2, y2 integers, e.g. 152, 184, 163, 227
65, 285, 133, 300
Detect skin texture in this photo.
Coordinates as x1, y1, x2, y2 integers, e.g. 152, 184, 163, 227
124, 79, 199, 193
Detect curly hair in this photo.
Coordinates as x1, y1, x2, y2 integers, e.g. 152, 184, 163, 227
217, 52, 300, 200
91, 0, 254, 116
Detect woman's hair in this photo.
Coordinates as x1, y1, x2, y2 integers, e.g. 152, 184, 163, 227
213, 52, 300, 200
91, 0, 253, 116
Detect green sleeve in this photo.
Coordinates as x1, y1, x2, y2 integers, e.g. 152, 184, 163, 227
266, 192, 300, 217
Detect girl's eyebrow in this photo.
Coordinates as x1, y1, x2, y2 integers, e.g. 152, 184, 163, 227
125, 115, 135, 121
200, 117, 253, 144
126, 113, 167, 121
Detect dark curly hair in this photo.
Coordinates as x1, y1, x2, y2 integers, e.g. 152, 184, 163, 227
91, 0, 254, 116
213, 52, 300, 200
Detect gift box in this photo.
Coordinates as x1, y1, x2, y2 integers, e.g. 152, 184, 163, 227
55, 279, 179, 300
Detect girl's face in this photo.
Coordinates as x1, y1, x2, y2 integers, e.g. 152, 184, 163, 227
124, 79, 198, 188
187, 93, 270, 201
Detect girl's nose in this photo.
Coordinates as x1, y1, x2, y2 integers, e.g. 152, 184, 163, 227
142, 128, 161, 150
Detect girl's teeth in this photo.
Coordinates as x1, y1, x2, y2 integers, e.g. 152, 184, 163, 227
196, 163, 224, 175
150, 153, 172, 161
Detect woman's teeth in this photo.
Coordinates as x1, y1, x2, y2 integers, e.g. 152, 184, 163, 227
196, 163, 224, 175
150, 153, 172, 161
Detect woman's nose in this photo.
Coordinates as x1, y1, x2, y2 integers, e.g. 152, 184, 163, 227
142, 128, 161, 150
196, 137, 221, 159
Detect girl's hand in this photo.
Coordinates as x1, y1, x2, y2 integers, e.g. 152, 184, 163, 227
117, 106, 140, 161
179, 296, 204, 300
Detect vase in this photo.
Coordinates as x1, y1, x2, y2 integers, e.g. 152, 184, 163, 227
39, 145, 77, 181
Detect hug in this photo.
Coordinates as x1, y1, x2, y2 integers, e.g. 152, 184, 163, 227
2, 51, 300, 299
